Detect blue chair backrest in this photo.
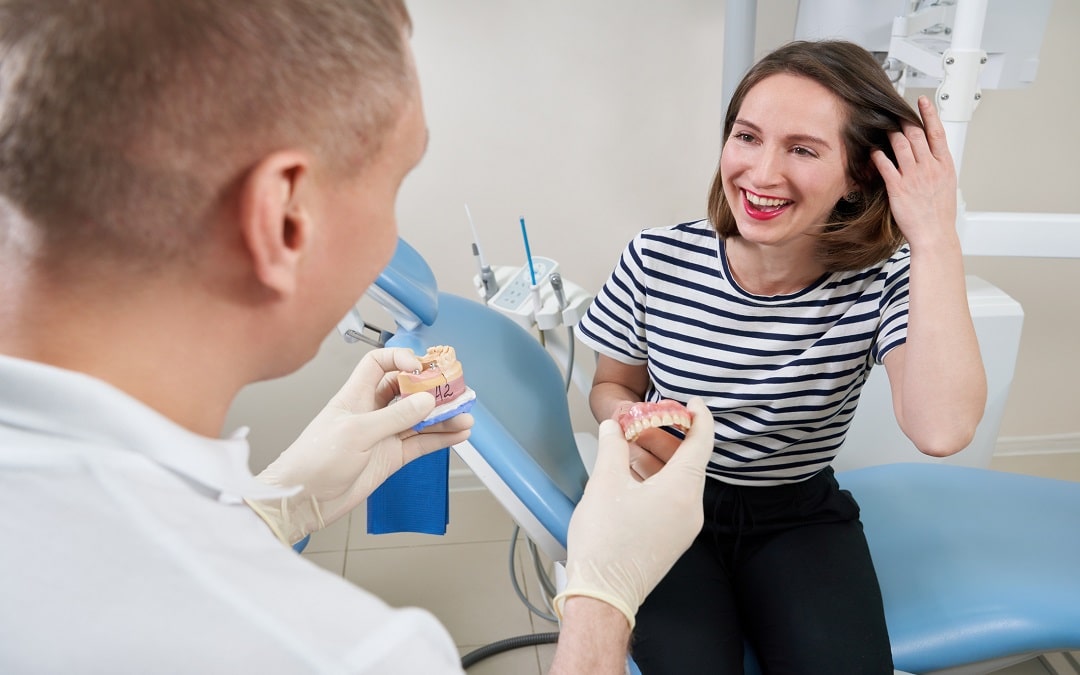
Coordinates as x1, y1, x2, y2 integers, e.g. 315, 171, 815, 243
375, 239, 588, 545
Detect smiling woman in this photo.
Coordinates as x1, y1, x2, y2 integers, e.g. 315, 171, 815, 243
709, 40, 919, 275
575, 38, 986, 674
720, 73, 856, 291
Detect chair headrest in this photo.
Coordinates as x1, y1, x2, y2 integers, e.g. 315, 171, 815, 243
371, 238, 440, 328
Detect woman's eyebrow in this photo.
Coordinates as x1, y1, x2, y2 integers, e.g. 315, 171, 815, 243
732, 118, 833, 150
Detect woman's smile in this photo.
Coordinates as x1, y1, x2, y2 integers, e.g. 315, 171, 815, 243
721, 72, 855, 250
742, 189, 793, 220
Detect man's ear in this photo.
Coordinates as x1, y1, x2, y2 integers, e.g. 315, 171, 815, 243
236, 151, 314, 296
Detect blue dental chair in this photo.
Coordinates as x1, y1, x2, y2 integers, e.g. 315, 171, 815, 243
369, 237, 587, 564
840, 463, 1080, 675
366, 237, 1080, 674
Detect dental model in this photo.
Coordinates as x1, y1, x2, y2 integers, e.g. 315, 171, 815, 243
616, 400, 693, 442
397, 345, 476, 430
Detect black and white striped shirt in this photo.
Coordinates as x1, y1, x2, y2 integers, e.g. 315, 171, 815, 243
577, 220, 910, 485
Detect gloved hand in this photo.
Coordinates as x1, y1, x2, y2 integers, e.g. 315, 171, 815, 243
553, 397, 713, 629
246, 347, 473, 545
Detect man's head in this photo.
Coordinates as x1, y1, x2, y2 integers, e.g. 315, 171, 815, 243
0, 0, 415, 274
0, 0, 428, 426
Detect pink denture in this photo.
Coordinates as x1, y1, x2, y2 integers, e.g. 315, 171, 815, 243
616, 400, 693, 442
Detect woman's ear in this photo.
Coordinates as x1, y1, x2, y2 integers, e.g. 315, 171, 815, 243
236, 151, 313, 296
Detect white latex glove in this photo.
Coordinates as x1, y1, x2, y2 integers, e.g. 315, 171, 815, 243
246, 347, 473, 545
553, 397, 714, 629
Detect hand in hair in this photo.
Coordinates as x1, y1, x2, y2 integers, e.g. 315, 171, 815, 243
871, 95, 958, 250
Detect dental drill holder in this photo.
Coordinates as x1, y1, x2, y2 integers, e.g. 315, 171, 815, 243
476, 261, 592, 332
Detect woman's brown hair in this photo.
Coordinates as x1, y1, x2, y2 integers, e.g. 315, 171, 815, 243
707, 40, 923, 271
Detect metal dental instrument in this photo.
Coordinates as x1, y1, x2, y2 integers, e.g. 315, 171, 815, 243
465, 204, 499, 300
549, 272, 575, 392
549, 272, 567, 309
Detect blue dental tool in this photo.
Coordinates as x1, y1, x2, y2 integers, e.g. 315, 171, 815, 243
519, 216, 537, 286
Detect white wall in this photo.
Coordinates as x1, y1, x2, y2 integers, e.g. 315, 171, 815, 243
229, 0, 1080, 473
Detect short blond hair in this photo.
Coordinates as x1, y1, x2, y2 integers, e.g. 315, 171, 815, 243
0, 0, 413, 268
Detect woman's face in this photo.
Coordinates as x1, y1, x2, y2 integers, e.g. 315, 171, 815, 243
720, 72, 856, 255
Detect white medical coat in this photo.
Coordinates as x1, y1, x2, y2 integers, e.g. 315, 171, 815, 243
0, 354, 463, 674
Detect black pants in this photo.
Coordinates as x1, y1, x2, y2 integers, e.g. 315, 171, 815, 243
631, 467, 893, 675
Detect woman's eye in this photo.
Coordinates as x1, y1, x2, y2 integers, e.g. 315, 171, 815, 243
792, 146, 816, 157
733, 132, 754, 143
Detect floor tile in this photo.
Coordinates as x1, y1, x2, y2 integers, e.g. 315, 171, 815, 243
995, 656, 1052, 674
515, 537, 559, 629
302, 511, 351, 553
1040, 651, 1080, 674
458, 642, 544, 675
536, 641, 557, 674
514, 531, 560, 672
300, 550, 346, 577
344, 540, 534, 647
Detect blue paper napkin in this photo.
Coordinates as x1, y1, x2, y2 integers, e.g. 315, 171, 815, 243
366, 448, 450, 535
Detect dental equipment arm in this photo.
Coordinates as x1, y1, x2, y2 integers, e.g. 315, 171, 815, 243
552, 398, 713, 630
246, 348, 473, 545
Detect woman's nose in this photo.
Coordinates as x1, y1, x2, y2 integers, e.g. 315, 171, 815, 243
749, 147, 782, 187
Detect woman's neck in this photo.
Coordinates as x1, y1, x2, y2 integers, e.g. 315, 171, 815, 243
723, 236, 827, 296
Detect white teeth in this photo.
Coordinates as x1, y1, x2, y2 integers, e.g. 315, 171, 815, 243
744, 191, 791, 207
625, 412, 694, 442
626, 420, 647, 441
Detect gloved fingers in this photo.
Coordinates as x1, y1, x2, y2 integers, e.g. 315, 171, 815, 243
366, 346, 424, 374
331, 348, 422, 412
591, 419, 632, 482
398, 427, 473, 465
646, 397, 713, 483
356, 390, 437, 440
373, 370, 404, 409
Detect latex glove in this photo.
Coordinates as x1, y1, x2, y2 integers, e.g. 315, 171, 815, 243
246, 347, 473, 545
553, 397, 713, 629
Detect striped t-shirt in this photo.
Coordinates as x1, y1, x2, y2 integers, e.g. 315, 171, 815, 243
576, 220, 910, 485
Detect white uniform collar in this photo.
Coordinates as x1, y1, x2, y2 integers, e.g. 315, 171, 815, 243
0, 354, 297, 502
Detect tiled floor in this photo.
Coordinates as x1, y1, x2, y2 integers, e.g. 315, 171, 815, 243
302, 488, 560, 673
301, 453, 1080, 675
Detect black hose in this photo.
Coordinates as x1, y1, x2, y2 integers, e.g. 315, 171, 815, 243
461, 632, 560, 670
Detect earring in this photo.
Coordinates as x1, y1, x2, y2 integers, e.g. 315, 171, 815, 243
843, 190, 860, 203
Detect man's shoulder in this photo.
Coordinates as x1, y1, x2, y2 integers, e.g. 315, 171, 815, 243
0, 468, 459, 672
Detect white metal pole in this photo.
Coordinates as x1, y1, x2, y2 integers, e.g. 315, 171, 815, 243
938, 0, 989, 177
722, 0, 757, 115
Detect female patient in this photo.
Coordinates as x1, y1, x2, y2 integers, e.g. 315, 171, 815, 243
576, 40, 986, 673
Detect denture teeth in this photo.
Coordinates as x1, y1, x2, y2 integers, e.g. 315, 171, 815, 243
618, 400, 695, 442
